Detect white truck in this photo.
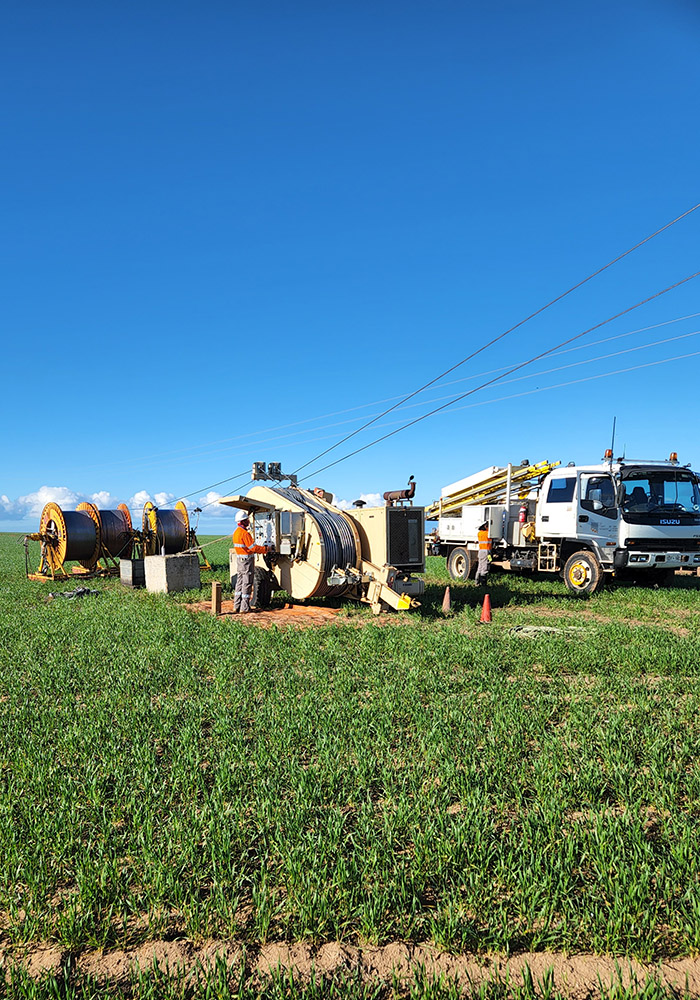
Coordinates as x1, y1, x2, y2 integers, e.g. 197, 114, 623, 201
426, 453, 700, 595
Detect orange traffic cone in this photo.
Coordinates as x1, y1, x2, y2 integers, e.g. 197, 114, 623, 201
479, 593, 492, 624
442, 586, 451, 613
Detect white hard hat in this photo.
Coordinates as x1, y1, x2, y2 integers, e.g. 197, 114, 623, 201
235, 509, 250, 523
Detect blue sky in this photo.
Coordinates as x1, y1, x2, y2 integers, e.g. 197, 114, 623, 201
2, 1, 699, 532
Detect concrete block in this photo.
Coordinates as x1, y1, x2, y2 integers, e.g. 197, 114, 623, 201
120, 558, 145, 588
144, 553, 201, 594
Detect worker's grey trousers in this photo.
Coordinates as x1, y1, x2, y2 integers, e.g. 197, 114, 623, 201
476, 550, 489, 586
234, 555, 255, 612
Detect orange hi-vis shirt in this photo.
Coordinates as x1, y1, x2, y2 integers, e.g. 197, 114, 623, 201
478, 528, 491, 551
232, 526, 267, 557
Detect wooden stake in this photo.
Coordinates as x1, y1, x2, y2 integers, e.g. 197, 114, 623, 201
211, 580, 222, 617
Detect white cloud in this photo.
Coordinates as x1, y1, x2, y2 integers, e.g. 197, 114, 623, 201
90, 490, 121, 508
127, 490, 178, 513
0, 485, 136, 524
0, 485, 82, 521
197, 491, 231, 517
0, 494, 20, 518
128, 490, 152, 512
333, 492, 382, 510
17, 485, 83, 518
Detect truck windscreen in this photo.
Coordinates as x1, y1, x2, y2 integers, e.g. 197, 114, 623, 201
620, 469, 700, 521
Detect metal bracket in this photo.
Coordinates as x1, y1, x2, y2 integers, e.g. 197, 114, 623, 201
251, 462, 298, 486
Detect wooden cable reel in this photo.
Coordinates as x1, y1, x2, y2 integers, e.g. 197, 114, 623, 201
142, 500, 190, 556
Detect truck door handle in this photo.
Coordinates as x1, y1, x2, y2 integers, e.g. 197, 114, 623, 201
579, 515, 589, 523
541, 515, 549, 522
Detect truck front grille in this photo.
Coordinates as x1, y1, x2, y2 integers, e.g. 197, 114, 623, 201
625, 538, 700, 551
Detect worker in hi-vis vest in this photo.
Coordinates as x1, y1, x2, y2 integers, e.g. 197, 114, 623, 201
232, 509, 271, 613
476, 521, 491, 587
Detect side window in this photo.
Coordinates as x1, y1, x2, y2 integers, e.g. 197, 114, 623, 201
546, 477, 576, 503
581, 475, 617, 520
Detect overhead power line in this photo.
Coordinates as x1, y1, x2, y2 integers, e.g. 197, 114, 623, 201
79, 309, 700, 481
449, 349, 700, 414
191, 325, 700, 469
299, 269, 700, 483
291, 201, 700, 478
182, 326, 700, 510
139, 331, 700, 517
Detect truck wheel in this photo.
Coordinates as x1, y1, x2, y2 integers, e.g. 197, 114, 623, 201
447, 547, 476, 581
252, 567, 273, 608
563, 551, 603, 596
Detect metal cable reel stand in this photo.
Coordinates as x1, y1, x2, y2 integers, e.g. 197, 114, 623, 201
219, 468, 425, 614
25, 501, 133, 580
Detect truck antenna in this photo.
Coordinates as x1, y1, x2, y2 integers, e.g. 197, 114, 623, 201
609, 416, 616, 464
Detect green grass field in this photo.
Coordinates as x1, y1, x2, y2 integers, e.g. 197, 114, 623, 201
1, 534, 699, 998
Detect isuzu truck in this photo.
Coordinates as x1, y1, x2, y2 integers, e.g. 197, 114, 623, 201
426, 453, 700, 595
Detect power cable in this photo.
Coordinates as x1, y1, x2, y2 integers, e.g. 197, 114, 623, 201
138, 322, 700, 514
198, 326, 700, 468
291, 202, 700, 478
128, 312, 700, 483
78, 308, 700, 480
299, 269, 700, 483
126, 469, 252, 515
408, 327, 700, 404
449, 349, 700, 413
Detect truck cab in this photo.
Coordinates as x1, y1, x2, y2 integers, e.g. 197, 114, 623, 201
536, 457, 700, 591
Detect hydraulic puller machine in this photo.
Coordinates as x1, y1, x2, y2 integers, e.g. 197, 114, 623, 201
219, 463, 425, 614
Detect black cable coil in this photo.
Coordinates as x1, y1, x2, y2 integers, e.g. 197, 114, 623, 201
272, 488, 356, 597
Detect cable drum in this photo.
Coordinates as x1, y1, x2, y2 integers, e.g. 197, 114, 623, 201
272, 487, 357, 597
99, 503, 133, 560
143, 501, 190, 555
39, 502, 99, 572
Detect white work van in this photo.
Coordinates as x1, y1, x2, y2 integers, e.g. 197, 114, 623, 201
428, 454, 700, 594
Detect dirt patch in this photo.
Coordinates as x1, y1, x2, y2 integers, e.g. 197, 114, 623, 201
185, 600, 347, 629
21, 944, 66, 979
185, 600, 406, 629
6, 939, 700, 996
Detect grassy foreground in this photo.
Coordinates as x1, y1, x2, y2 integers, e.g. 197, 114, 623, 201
1, 534, 699, 996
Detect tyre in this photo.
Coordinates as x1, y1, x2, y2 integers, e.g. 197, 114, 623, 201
563, 550, 603, 596
252, 567, 273, 608
447, 547, 476, 581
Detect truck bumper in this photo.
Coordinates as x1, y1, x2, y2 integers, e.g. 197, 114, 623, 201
616, 549, 700, 570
